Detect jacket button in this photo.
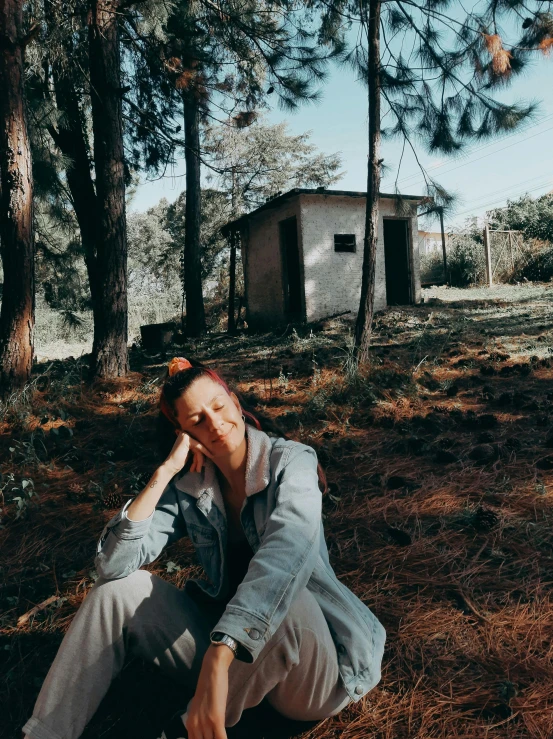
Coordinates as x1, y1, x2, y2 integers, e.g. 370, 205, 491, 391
249, 628, 261, 640
355, 685, 364, 695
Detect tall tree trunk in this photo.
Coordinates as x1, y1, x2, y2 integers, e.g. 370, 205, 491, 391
183, 92, 206, 336
45, 0, 101, 320
0, 0, 35, 393
88, 0, 128, 377
354, 0, 381, 364
50, 77, 101, 320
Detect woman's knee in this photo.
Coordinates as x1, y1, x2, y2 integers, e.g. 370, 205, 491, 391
281, 589, 327, 637
87, 569, 154, 608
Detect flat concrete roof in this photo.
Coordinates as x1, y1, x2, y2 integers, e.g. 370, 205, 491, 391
221, 187, 429, 235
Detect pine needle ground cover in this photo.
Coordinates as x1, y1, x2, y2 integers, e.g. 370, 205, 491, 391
2, 284, 553, 739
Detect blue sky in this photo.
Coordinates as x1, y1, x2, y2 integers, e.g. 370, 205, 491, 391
130, 38, 553, 233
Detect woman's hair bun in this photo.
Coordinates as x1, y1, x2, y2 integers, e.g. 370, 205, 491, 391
168, 357, 193, 377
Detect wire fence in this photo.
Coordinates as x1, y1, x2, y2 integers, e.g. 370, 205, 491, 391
419, 227, 542, 288
489, 229, 527, 282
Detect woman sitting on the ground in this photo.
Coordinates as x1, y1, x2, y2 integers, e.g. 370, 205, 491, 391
23, 357, 386, 739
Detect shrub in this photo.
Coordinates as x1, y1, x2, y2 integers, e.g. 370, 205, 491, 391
512, 243, 553, 282
446, 231, 486, 287
420, 250, 445, 285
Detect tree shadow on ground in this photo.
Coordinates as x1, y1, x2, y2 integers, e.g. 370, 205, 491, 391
2, 289, 553, 738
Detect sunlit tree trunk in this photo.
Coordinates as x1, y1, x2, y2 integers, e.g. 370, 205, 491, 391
0, 0, 35, 393
88, 0, 129, 377
355, 0, 381, 364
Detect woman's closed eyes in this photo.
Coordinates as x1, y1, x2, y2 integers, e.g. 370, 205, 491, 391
190, 404, 225, 427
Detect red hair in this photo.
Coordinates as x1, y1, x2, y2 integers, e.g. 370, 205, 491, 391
160, 359, 327, 493
160, 365, 261, 431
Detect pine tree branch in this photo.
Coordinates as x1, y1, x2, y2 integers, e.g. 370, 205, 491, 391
394, 1, 513, 115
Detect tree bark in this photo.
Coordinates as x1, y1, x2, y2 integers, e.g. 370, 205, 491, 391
0, 0, 35, 393
45, 0, 101, 316
88, 0, 129, 377
183, 91, 206, 336
354, 0, 381, 364
49, 82, 101, 320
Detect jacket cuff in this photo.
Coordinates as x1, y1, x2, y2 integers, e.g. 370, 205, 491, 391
107, 500, 154, 539
211, 606, 271, 663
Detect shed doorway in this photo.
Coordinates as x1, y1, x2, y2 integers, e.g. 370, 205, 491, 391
279, 216, 303, 321
384, 218, 412, 305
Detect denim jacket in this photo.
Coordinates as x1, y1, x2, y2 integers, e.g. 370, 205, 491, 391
95, 424, 386, 702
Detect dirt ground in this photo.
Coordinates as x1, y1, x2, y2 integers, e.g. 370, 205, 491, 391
1, 283, 553, 738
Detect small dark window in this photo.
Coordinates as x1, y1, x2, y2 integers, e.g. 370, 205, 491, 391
334, 234, 356, 253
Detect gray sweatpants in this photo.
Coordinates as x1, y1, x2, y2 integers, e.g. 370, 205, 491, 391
22, 570, 351, 739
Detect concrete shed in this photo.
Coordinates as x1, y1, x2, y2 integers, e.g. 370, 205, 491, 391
223, 188, 427, 329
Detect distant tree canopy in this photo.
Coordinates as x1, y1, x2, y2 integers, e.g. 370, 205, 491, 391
41, 121, 342, 310
204, 117, 343, 213
126, 190, 228, 295
489, 194, 553, 244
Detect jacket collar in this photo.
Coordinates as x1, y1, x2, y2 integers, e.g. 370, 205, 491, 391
173, 425, 273, 516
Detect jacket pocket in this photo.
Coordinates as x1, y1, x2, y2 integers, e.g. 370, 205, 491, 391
188, 522, 217, 548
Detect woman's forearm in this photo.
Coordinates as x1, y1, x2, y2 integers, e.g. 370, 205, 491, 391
126, 462, 180, 522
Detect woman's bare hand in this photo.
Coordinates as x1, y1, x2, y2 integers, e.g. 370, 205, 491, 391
164, 431, 213, 475
186, 646, 232, 739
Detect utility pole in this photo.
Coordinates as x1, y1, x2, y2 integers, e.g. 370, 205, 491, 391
508, 230, 515, 272
483, 223, 493, 287
227, 166, 237, 334
228, 230, 237, 334
439, 206, 448, 285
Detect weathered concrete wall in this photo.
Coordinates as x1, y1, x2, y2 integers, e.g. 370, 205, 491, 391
241, 193, 421, 326
300, 195, 420, 322
299, 194, 367, 322
241, 196, 302, 328
406, 202, 422, 304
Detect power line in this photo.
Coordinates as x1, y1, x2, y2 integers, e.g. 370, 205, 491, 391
450, 180, 553, 221
399, 123, 553, 193
453, 172, 553, 210
394, 112, 553, 187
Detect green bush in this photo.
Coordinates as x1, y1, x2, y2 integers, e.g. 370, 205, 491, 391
446, 232, 486, 287
420, 250, 445, 285
488, 194, 553, 243
512, 244, 553, 282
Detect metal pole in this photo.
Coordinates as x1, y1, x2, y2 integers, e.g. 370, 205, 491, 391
228, 230, 237, 334
439, 207, 448, 285
508, 230, 515, 272
483, 223, 493, 286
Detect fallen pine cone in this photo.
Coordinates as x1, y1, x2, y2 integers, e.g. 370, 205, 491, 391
469, 444, 499, 464
102, 491, 123, 509
472, 506, 499, 532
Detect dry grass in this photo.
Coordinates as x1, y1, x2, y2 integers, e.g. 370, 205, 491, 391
2, 284, 553, 738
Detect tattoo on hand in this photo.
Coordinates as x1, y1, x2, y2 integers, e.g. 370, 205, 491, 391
149, 480, 158, 489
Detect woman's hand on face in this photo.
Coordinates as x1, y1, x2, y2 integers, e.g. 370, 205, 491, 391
165, 431, 212, 475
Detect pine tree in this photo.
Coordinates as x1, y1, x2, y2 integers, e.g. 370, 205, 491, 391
159, 0, 344, 336
204, 117, 343, 214
24, 0, 183, 377
87, 0, 130, 377
26, 0, 344, 351
319, 0, 553, 363
0, 0, 35, 393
